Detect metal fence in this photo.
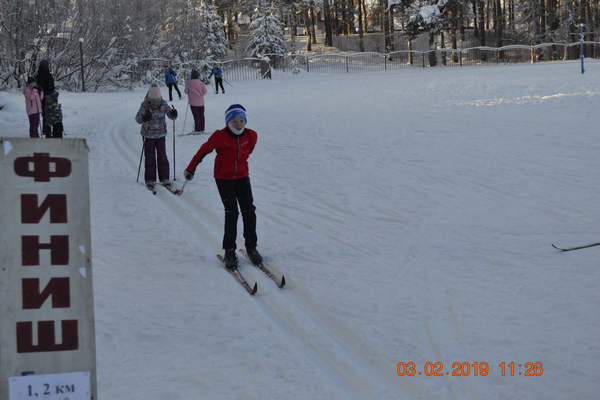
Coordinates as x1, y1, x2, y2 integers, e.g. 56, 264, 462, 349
260, 42, 600, 76
3, 41, 599, 90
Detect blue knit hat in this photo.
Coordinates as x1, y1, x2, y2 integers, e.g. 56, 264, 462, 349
225, 104, 247, 125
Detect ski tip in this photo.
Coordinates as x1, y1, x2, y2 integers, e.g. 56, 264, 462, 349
551, 244, 564, 251
280, 275, 286, 288
251, 282, 258, 295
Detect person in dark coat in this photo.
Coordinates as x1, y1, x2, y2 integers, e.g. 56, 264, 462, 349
164, 65, 182, 101
208, 65, 225, 94
35, 60, 63, 138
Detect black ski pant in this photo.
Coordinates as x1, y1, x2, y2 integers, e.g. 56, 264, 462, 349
44, 122, 63, 138
167, 83, 181, 101
216, 177, 257, 251
215, 78, 224, 93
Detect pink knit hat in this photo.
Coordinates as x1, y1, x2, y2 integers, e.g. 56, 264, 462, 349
147, 83, 161, 99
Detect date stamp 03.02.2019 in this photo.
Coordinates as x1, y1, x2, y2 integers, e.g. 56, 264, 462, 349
397, 362, 543, 377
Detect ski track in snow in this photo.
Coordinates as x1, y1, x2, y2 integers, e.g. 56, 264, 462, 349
107, 111, 418, 399
3, 61, 600, 399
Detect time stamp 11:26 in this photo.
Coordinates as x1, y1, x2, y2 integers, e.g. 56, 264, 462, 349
397, 362, 544, 377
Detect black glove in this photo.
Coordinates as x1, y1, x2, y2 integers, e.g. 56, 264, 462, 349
183, 169, 194, 181
142, 113, 152, 122
34, 86, 43, 93
171, 109, 178, 119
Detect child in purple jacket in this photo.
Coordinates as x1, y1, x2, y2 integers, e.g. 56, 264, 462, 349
23, 76, 44, 138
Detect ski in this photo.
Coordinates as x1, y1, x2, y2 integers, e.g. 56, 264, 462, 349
217, 254, 258, 295
552, 242, 600, 252
177, 131, 204, 137
145, 183, 157, 195
161, 182, 183, 196
241, 250, 285, 288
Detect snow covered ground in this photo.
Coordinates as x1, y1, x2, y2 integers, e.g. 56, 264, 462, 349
1, 60, 600, 400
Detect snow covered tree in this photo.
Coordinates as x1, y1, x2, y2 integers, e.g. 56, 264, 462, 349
197, 3, 230, 63
246, 5, 287, 57
401, 0, 466, 65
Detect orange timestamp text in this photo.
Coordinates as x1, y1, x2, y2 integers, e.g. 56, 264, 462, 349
397, 362, 543, 377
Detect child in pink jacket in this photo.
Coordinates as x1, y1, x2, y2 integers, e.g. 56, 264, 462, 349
23, 76, 44, 138
184, 69, 208, 134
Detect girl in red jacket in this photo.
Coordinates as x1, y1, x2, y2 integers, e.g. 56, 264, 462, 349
184, 104, 262, 270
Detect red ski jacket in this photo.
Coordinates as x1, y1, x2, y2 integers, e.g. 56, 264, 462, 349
186, 127, 257, 180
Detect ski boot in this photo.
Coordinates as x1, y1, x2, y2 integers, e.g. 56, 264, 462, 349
246, 247, 263, 265
223, 249, 238, 270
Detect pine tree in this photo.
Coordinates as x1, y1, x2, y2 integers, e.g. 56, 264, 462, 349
197, 3, 230, 63
246, 5, 287, 57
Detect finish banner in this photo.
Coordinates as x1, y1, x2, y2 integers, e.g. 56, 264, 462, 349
0, 138, 96, 400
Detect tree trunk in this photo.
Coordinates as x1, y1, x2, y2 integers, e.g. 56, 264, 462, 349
341, 0, 348, 35
388, 8, 394, 51
291, 3, 298, 45
79, 40, 86, 92
495, 0, 503, 48
362, 0, 368, 33
323, 0, 333, 46
333, 0, 339, 36
428, 32, 437, 66
440, 31, 446, 66
310, 1, 317, 44
509, 0, 514, 30
478, 0, 486, 60
478, 0, 485, 46
292, 3, 297, 36
305, 4, 312, 51
449, 8, 458, 62
382, 0, 391, 51
357, 0, 364, 52
486, 0, 490, 30
539, 0, 546, 40
348, 0, 356, 34
473, 0, 479, 38
459, 8, 466, 42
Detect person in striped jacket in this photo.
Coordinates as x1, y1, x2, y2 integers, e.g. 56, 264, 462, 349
135, 83, 178, 190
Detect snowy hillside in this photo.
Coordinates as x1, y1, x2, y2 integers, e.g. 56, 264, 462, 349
1, 61, 599, 400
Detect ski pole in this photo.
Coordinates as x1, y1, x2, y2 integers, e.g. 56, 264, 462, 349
36, 101, 43, 138
136, 135, 147, 183
176, 180, 188, 196
172, 105, 176, 181
223, 78, 233, 88
181, 105, 188, 136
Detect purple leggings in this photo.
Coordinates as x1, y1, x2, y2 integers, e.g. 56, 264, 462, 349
144, 136, 170, 183
190, 105, 205, 132
28, 113, 40, 138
